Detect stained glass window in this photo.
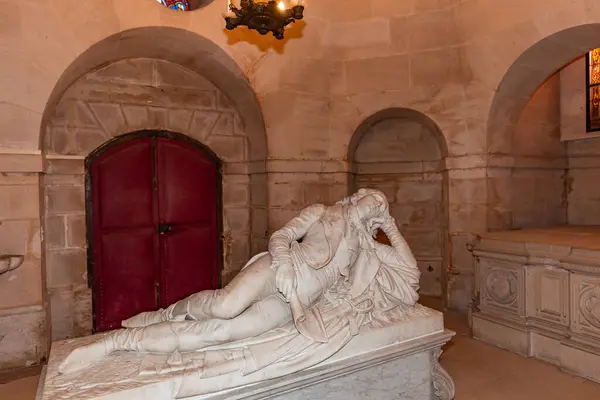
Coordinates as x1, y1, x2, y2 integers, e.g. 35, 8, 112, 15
156, 0, 190, 10
586, 49, 600, 132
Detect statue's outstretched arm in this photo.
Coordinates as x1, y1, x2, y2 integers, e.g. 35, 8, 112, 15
268, 204, 327, 268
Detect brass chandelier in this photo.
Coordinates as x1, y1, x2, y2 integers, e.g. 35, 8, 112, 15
224, 0, 305, 40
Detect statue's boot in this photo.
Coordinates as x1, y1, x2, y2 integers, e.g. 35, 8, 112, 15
58, 324, 182, 374
58, 321, 226, 374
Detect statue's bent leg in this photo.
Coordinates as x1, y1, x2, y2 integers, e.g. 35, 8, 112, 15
123, 253, 276, 328
182, 255, 278, 321
59, 295, 291, 374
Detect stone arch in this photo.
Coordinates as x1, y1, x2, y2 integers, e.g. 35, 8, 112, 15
43, 58, 252, 163
348, 108, 449, 162
348, 108, 449, 301
487, 24, 600, 154
40, 34, 268, 342
40, 26, 267, 161
483, 24, 600, 232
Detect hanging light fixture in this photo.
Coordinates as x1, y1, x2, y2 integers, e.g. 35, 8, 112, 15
223, 0, 305, 40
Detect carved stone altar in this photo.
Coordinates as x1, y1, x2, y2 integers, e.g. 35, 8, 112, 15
471, 226, 600, 384
37, 189, 456, 399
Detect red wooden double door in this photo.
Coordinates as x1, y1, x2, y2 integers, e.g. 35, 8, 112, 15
87, 131, 221, 332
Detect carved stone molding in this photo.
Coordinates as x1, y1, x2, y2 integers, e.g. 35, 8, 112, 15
485, 268, 518, 306
431, 348, 455, 400
579, 284, 600, 329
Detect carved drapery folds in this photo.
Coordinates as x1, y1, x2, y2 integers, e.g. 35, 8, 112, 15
431, 348, 455, 400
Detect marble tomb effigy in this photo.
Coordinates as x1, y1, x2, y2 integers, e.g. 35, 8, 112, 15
471, 226, 600, 383
37, 189, 455, 400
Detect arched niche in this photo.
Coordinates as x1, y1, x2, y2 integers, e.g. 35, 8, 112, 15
485, 25, 600, 232
40, 32, 268, 342
348, 108, 449, 299
487, 24, 600, 155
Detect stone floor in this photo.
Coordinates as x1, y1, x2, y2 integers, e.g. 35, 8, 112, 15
3, 303, 600, 400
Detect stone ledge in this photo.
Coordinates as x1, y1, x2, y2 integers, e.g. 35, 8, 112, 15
568, 156, 600, 169
0, 152, 43, 173
266, 159, 350, 174
474, 226, 600, 270
472, 313, 600, 385
486, 154, 568, 169
0, 303, 44, 318
354, 160, 444, 175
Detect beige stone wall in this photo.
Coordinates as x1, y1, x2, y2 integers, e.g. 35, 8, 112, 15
351, 117, 446, 297
42, 59, 267, 341
3, 0, 600, 370
491, 74, 567, 230
560, 57, 600, 224
567, 138, 600, 224
0, 173, 47, 370
266, 169, 348, 234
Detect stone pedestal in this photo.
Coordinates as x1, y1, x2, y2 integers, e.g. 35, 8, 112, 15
471, 226, 600, 384
37, 305, 455, 400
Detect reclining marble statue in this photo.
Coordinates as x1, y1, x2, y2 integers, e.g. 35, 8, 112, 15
56, 188, 426, 397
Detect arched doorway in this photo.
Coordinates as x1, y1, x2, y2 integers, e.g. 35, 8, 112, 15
348, 108, 449, 301
85, 130, 222, 332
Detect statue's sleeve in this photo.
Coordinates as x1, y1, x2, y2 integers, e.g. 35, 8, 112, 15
380, 219, 417, 269
268, 204, 327, 268
372, 220, 421, 307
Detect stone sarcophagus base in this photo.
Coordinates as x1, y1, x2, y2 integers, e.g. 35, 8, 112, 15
471, 226, 600, 384
37, 305, 454, 400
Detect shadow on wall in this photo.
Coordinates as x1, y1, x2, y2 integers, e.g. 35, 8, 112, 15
223, 21, 307, 54
347, 108, 450, 303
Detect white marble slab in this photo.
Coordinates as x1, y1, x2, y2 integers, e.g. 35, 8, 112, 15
38, 305, 455, 400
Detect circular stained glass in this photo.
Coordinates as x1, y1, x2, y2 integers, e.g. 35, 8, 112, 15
156, 0, 190, 10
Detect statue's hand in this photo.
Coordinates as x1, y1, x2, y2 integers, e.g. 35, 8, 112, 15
276, 263, 297, 302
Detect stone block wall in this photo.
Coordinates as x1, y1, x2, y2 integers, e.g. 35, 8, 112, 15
0, 173, 47, 370
559, 57, 600, 224
42, 59, 267, 341
487, 73, 567, 232
3, 0, 600, 372
42, 172, 90, 340
266, 165, 349, 234
351, 117, 447, 297
566, 138, 600, 224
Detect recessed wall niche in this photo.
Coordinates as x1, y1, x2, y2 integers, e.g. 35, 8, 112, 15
349, 109, 449, 298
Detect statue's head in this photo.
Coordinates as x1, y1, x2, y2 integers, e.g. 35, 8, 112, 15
339, 188, 389, 234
